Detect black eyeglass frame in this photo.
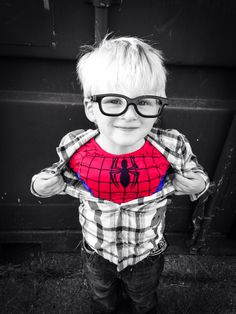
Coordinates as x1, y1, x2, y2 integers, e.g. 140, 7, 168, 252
89, 93, 168, 118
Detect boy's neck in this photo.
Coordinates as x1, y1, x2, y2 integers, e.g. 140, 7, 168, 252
95, 135, 145, 155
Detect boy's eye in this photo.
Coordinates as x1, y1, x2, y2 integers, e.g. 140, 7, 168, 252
103, 97, 123, 105
138, 100, 153, 107
138, 101, 148, 106
111, 98, 122, 104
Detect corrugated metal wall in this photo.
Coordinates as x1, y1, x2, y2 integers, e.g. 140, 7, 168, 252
0, 0, 235, 253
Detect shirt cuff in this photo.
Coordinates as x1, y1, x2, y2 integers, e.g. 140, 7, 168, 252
189, 173, 210, 201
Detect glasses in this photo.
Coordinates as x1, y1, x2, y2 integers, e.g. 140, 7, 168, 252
89, 94, 168, 118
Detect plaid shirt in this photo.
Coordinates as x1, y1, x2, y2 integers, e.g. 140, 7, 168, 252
31, 128, 209, 271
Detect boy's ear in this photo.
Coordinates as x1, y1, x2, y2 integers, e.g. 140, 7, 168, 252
84, 100, 96, 123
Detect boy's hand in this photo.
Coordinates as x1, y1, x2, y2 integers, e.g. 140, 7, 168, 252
172, 171, 205, 196
33, 172, 66, 196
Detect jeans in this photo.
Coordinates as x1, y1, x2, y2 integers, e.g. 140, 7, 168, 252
81, 241, 164, 314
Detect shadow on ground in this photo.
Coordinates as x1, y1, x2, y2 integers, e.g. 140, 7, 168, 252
0, 246, 235, 314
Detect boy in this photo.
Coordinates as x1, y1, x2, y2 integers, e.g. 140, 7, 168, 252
31, 36, 209, 314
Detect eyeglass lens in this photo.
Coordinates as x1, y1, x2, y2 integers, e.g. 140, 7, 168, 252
101, 96, 161, 116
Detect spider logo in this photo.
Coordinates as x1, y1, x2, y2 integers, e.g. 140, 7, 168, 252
110, 157, 140, 189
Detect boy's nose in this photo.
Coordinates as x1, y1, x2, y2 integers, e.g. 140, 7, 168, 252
122, 104, 138, 119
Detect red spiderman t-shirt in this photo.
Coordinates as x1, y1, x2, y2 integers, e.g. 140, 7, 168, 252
68, 138, 170, 204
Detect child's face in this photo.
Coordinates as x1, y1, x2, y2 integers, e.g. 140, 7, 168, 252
85, 86, 159, 154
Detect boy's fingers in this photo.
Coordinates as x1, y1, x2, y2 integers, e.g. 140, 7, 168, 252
173, 179, 187, 191
174, 191, 186, 195
174, 173, 188, 180
38, 172, 57, 180
38, 174, 63, 189
173, 174, 190, 186
174, 172, 199, 184
182, 171, 198, 179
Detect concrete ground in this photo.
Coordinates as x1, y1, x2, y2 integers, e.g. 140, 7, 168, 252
0, 247, 235, 314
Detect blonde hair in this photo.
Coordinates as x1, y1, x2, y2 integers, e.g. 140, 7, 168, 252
76, 35, 167, 98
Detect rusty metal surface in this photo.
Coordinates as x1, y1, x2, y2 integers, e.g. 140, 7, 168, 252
0, 1, 236, 66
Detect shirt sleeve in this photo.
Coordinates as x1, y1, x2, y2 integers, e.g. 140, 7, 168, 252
30, 130, 85, 199
179, 133, 210, 201
30, 163, 67, 198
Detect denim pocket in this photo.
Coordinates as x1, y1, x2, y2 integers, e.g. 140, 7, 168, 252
146, 252, 164, 265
